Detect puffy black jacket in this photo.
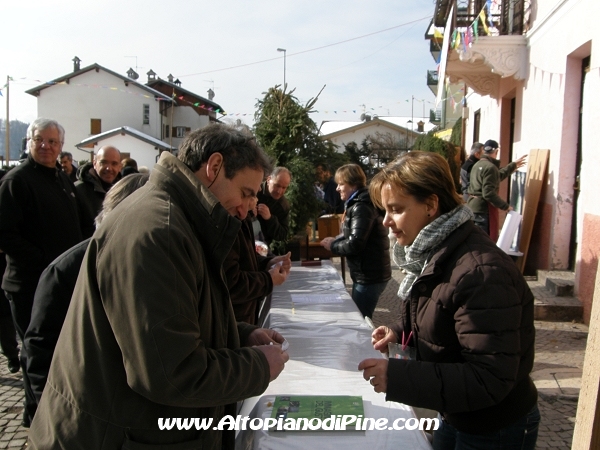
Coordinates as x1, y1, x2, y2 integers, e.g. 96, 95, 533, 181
330, 188, 391, 285
386, 221, 537, 435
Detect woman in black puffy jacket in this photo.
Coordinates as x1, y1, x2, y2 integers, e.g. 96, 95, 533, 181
320, 164, 391, 317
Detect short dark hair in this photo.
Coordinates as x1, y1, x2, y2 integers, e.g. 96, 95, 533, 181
59, 151, 73, 161
178, 123, 272, 179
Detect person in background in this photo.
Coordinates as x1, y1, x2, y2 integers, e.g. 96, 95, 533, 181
316, 163, 343, 214
224, 196, 292, 325
460, 142, 483, 202
320, 164, 391, 318
59, 151, 78, 183
467, 139, 527, 241
0, 170, 19, 374
120, 157, 139, 177
24, 173, 149, 420
75, 146, 122, 238
0, 118, 83, 427
29, 123, 289, 449
359, 151, 538, 450
256, 167, 292, 247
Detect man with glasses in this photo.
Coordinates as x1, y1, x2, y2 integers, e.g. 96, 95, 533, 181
0, 118, 83, 427
75, 146, 122, 237
256, 166, 292, 246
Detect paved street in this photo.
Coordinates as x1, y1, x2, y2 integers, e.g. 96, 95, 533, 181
0, 260, 588, 449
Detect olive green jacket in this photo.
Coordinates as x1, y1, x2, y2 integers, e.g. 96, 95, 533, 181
29, 153, 270, 450
467, 154, 517, 214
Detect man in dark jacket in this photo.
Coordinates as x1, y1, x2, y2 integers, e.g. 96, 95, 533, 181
316, 163, 343, 214
75, 146, 122, 238
59, 151, 78, 183
460, 142, 483, 201
0, 118, 83, 427
29, 124, 289, 449
467, 139, 527, 240
256, 167, 292, 246
224, 200, 291, 325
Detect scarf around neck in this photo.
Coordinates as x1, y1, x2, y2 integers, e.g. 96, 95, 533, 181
394, 205, 474, 300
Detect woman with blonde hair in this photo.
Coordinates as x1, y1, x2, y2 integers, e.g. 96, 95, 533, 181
320, 163, 391, 317
358, 151, 538, 449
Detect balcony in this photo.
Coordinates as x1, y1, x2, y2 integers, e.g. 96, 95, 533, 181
428, 0, 531, 98
427, 70, 439, 95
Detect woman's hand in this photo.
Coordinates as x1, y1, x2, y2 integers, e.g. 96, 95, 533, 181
371, 326, 397, 353
358, 358, 388, 393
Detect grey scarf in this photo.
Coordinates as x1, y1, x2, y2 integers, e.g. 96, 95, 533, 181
394, 205, 474, 300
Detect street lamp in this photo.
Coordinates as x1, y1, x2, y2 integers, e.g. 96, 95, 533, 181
277, 48, 286, 89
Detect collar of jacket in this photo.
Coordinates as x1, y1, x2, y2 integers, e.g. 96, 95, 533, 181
80, 164, 111, 194
346, 187, 369, 207
151, 152, 241, 264
27, 153, 61, 178
480, 154, 501, 168
417, 221, 474, 280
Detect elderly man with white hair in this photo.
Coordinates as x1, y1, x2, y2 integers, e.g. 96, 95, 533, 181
0, 117, 83, 427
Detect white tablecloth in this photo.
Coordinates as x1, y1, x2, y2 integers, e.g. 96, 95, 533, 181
235, 262, 432, 450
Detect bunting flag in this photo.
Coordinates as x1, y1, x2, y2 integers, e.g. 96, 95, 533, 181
479, 9, 490, 35
433, 27, 444, 39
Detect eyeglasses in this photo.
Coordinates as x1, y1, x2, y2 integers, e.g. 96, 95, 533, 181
31, 137, 62, 148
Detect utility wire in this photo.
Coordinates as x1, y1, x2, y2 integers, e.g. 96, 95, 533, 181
179, 15, 431, 78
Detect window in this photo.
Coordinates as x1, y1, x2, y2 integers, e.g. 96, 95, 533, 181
91, 118, 101, 135
164, 124, 170, 138
173, 126, 191, 138
143, 104, 150, 125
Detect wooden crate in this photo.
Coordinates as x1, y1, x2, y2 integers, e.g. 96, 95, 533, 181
318, 215, 342, 239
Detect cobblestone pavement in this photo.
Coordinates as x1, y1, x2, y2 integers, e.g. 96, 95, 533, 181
0, 260, 588, 449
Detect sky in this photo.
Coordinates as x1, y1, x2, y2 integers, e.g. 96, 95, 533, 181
1, 0, 437, 129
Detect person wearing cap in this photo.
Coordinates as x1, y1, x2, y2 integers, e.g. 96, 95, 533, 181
467, 139, 527, 240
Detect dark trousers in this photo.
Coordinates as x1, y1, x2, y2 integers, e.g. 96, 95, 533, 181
472, 213, 490, 236
432, 405, 540, 450
4, 290, 37, 425
0, 291, 18, 361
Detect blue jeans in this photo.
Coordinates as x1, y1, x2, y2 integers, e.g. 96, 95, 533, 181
351, 281, 388, 318
432, 405, 540, 450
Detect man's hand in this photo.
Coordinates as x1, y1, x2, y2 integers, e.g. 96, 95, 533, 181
320, 237, 335, 251
358, 358, 388, 393
514, 154, 527, 169
257, 204, 272, 220
269, 264, 289, 286
371, 326, 397, 352
256, 344, 289, 381
269, 252, 292, 274
247, 328, 284, 346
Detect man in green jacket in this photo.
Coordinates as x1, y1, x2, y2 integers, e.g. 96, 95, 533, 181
467, 139, 527, 240
29, 124, 289, 449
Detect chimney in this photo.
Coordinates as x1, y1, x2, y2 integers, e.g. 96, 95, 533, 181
207, 89, 215, 101
174, 78, 181, 87
147, 69, 156, 83
167, 74, 174, 83
72, 56, 81, 72
127, 68, 139, 80
417, 120, 425, 133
